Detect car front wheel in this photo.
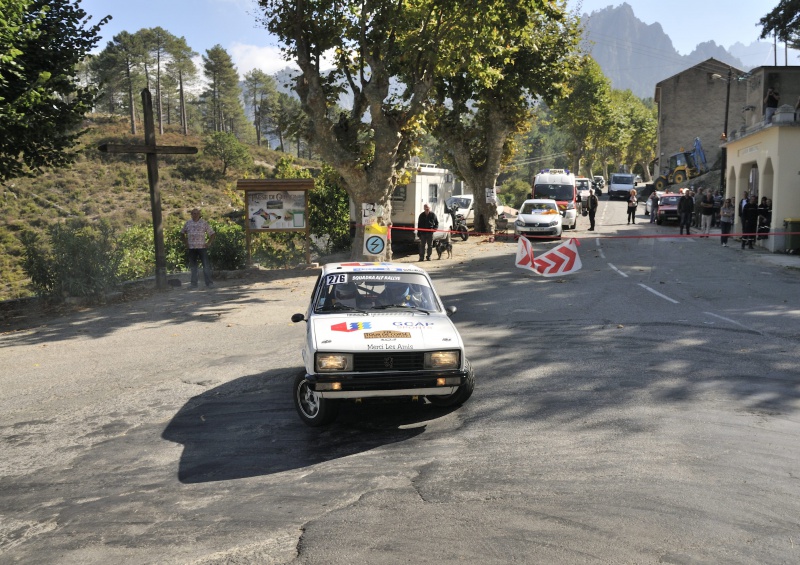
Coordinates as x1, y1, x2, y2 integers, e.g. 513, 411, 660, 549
427, 361, 475, 407
293, 372, 339, 426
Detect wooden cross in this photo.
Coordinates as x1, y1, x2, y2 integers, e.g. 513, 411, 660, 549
98, 88, 198, 290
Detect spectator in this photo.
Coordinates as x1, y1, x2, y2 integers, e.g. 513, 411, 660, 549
587, 188, 599, 231
739, 191, 749, 238
758, 196, 772, 241
649, 191, 659, 224
765, 88, 780, 124
741, 196, 759, 249
700, 190, 715, 237
416, 203, 438, 261
627, 188, 638, 224
678, 190, 694, 236
719, 198, 735, 247
181, 207, 216, 288
713, 190, 723, 227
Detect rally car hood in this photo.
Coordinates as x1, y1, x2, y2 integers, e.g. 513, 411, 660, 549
310, 313, 462, 352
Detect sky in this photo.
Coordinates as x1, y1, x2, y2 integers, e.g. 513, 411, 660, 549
79, 0, 781, 79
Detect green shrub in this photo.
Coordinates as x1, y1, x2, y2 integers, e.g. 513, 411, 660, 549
21, 219, 120, 301
117, 225, 155, 281
208, 221, 247, 271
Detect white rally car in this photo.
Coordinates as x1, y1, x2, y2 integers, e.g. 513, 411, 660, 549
290, 262, 475, 426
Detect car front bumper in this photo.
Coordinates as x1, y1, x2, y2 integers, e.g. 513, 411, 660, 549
304, 367, 472, 399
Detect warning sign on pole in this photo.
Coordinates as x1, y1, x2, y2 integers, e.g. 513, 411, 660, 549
363, 223, 388, 256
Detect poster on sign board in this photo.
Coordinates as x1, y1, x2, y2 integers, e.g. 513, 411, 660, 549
485, 187, 498, 204
247, 191, 306, 230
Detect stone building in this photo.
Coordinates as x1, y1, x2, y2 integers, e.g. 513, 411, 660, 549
723, 66, 800, 252
654, 58, 747, 177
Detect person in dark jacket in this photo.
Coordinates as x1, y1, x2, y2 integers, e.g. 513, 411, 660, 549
678, 191, 694, 235
741, 196, 759, 249
587, 189, 599, 231
416, 204, 438, 261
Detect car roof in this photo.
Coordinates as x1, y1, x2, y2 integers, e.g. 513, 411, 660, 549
320, 262, 427, 276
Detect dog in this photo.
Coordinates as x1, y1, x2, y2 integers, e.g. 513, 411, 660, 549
434, 236, 453, 259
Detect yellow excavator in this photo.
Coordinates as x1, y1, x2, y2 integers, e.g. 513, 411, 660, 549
653, 137, 708, 190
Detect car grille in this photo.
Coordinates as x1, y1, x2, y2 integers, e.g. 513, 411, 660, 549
522, 221, 554, 227
353, 352, 425, 372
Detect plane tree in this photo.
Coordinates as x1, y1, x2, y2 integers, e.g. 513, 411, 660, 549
550, 55, 613, 178
256, 0, 565, 258
428, 0, 580, 234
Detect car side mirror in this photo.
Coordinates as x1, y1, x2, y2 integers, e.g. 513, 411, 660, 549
291, 313, 306, 323
445, 305, 457, 317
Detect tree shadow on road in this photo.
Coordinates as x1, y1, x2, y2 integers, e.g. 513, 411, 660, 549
161, 369, 458, 483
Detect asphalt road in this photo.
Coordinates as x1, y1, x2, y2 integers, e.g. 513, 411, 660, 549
2, 198, 800, 564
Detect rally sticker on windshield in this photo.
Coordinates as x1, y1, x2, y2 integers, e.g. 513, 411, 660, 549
352, 275, 402, 281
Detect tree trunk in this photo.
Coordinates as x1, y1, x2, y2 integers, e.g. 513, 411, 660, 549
126, 61, 136, 135
179, 70, 188, 136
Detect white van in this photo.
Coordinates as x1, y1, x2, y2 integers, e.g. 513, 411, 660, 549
445, 194, 474, 228
608, 173, 636, 200
532, 169, 577, 230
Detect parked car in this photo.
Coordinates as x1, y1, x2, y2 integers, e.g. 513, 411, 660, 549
655, 193, 681, 224
290, 262, 475, 426
514, 199, 563, 239
635, 174, 643, 184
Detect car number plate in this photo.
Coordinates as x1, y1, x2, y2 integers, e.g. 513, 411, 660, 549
532, 227, 550, 232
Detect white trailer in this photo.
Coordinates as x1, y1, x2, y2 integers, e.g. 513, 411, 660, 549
350, 163, 459, 248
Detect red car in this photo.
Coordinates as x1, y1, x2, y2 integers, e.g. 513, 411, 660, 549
656, 194, 681, 225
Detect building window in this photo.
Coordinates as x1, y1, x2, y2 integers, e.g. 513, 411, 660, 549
392, 185, 407, 201
429, 183, 438, 202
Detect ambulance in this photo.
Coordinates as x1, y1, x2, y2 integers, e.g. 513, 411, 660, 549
532, 169, 578, 230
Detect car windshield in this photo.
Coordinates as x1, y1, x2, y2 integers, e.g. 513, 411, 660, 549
446, 196, 472, 210
314, 271, 440, 313
533, 184, 573, 201
520, 202, 558, 214
660, 196, 680, 205
577, 180, 590, 190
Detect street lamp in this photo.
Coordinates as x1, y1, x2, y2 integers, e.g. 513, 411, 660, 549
712, 69, 732, 194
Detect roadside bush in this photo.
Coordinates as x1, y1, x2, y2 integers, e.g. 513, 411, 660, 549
251, 232, 306, 268
21, 219, 120, 301
208, 221, 247, 271
117, 224, 155, 281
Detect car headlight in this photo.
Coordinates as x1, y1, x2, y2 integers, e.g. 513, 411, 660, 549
566, 202, 575, 209
551, 220, 560, 226
515, 219, 524, 227
315, 353, 353, 372
424, 350, 460, 370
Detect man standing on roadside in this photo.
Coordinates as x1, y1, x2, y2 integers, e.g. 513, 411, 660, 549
181, 207, 216, 288
416, 203, 438, 261
700, 190, 715, 237
587, 188, 599, 231
678, 190, 694, 236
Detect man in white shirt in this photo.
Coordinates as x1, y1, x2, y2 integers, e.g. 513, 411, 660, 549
180, 208, 216, 288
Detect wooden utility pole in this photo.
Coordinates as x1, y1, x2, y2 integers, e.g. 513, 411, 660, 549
99, 89, 198, 290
